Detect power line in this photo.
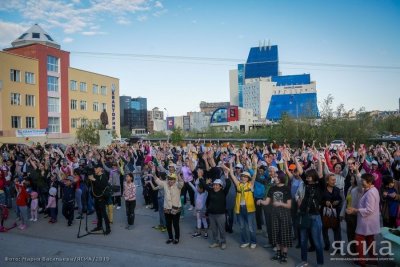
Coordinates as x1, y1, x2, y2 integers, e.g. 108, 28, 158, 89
70, 51, 400, 71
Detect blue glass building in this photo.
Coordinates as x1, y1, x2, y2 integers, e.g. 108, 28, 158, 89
120, 96, 148, 131
235, 45, 319, 120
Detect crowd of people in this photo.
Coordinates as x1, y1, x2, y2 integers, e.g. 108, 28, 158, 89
0, 140, 400, 267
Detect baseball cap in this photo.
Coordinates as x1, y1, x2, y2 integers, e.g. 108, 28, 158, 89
288, 164, 296, 171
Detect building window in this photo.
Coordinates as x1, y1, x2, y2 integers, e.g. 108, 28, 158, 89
101, 103, 107, 111
70, 99, 77, 110
48, 117, 60, 133
80, 100, 87, 111
10, 69, 20, 82
47, 55, 59, 72
11, 93, 21, 105
70, 80, 77, 91
93, 102, 99, 112
26, 94, 35, 106
47, 76, 59, 92
32, 32, 40, 39
25, 72, 35, 84
92, 84, 98, 94
48, 97, 60, 113
80, 82, 87, 92
11, 116, 21, 128
26, 117, 35, 128
81, 118, 88, 128
71, 118, 78, 128
100, 86, 107, 95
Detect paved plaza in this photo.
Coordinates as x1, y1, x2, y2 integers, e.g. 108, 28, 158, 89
0, 188, 397, 267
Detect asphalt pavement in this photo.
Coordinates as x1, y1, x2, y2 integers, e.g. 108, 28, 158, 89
0, 186, 397, 267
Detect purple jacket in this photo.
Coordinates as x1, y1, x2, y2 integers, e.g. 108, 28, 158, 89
356, 186, 380, 236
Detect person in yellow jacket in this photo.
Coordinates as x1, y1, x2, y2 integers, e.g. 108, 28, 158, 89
227, 155, 258, 249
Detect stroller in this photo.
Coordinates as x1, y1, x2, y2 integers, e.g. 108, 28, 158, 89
0, 204, 17, 232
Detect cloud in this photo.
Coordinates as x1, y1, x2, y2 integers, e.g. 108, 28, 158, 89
154, 1, 163, 8
153, 9, 167, 17
81, 31, 106, 36
116, 17, 131, 25
63, 37, 74, 43
137, 15, 148, 22
0, 21, 28, 48
0, 0, 166, 36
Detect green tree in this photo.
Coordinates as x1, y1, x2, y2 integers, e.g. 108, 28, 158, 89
148, 131, 168, 138
75, 120, 100, 145
170, 127, 184, 145
120, 126, 131, 139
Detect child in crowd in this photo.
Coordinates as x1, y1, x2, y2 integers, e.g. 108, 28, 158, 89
123, 173, 136, 230
188, 182, 208, 238
30, 191, 39, 222
15, 180, 29, 230
46, 187, 58, 223
59, 176, 75, 226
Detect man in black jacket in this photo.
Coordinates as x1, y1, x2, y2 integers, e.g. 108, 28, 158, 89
88, 163, 111, 235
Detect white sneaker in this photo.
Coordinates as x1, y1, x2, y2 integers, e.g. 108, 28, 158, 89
295, 262, 309, 267
116, 206, 121, 210
250, 244, 257, 249
188, 206, 193, 211
29, 218, 34, 221
33, 218, 37, 222
240, 243, 250, 248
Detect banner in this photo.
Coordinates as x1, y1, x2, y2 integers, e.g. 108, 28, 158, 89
167, 117, 174, 130
16, 129, 47, 137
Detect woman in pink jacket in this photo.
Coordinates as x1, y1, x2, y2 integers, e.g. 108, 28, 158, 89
346, 173, 380, 267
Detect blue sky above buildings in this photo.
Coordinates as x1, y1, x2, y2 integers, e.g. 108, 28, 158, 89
0, 0, 399, 116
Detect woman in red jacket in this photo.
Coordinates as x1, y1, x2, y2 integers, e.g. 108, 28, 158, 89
15, 181, 29, 230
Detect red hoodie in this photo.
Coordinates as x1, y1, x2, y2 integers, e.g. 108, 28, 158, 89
16, 183, 29, 206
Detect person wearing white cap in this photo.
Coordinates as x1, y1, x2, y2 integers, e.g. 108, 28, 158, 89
199, 177, 231, 250
225, 155, 258, 249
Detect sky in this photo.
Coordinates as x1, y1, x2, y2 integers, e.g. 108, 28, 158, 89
0, 0, 399, 117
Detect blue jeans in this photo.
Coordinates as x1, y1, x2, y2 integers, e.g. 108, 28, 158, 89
300, 215, 324, 265
238, 206, 257, 245
158, 197, 166, 227
4, 185, 12, 208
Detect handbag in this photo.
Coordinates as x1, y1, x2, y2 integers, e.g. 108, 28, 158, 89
111, 185, 120, 193
322, 205, 338, 229
299, 213, 312, 229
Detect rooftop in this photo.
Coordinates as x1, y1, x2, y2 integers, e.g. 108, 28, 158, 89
11, 24, 60, 49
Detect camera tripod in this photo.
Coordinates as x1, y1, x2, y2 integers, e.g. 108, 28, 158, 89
77, 188, 106, 238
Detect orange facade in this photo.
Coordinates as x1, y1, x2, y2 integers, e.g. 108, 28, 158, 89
4, 44, 70, 133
